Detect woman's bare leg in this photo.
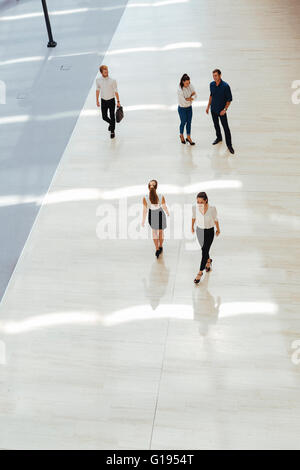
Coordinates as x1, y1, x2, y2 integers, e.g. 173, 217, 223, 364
194, 270, 203, 281
159, 229, 164, 248
152, 230, 159, 250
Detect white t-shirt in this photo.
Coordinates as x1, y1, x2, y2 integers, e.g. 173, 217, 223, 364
96, 76, 118, 100
192, 204, 218, 229
177, 84, 197, 107
145, 193, 164, 210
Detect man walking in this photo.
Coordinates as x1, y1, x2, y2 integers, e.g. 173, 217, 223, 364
96, 65, 121, 139
206, 69, 234, 154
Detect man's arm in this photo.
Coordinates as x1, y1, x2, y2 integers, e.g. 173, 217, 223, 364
96, 89, 100, 107
115, 91, 120, 107
220, 84, 232, 115
206, 95, 212, 114
220, 100, 231, 116
114, 80, 121, 107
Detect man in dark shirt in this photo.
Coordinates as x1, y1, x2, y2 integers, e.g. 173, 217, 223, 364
206, 69, 234, 154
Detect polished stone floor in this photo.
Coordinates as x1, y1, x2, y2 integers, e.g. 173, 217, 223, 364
0, 0, 300, 450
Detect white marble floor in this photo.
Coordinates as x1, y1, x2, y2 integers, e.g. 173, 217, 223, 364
0, 0, 300, 450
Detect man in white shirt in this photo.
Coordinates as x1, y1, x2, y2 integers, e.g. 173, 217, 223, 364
96, 65, 121, 139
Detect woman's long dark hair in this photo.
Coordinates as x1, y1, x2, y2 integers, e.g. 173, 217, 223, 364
148, 179, 159, 204
179, 73, 190, 89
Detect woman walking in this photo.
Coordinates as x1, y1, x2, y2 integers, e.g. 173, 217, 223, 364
191, 192, 220, 283
178, 73, 197, 145
142, 180, 169, 258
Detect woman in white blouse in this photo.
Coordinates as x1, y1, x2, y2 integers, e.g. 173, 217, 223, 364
191, 191, 220, 283
142, 179, 170, 259
178, 74, 197, 145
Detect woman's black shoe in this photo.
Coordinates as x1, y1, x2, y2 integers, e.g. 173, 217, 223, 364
194, 272, 203, 283
180, 136, 186, 144
155, 249, 160, 258
186, 138, 195, 145
212, 138, 222, 145
205, 258, 213, 272
158, 246, 163, 255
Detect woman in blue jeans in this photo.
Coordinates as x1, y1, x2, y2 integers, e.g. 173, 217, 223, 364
177, 73, 197, 145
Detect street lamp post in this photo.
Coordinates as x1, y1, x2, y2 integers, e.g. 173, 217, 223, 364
41, 0, 57, 47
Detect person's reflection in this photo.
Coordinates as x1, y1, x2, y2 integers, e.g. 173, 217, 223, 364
192, 274, 221, 336
143, 257, 170, 310
179, 144, 198, 172
210, 144, 232, 179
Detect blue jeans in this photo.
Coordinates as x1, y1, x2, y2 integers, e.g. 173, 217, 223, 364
178, 105, 193, 135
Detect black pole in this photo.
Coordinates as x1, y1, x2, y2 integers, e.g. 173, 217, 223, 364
41, 0, 57, 47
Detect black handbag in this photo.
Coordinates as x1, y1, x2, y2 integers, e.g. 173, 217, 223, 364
116, 105, 124, 123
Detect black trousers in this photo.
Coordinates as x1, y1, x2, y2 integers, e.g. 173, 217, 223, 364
101, 98, 115, 132
211, 110, 232, 147
196, 226, 214, 271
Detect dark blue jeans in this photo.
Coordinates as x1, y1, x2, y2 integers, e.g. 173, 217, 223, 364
211, 110, 232, 147
178, 105, 193, 135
